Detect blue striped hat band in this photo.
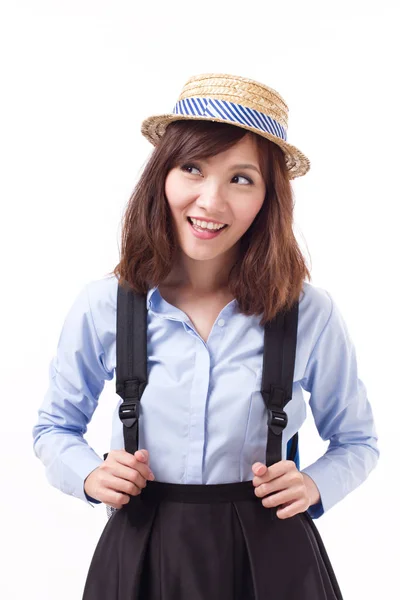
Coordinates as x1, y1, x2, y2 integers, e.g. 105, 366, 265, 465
173, 97, 287, 142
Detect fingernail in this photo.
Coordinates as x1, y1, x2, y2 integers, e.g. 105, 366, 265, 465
149, 472, 155, 481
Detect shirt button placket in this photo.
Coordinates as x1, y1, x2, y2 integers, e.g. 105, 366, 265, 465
186, 337, 210, 484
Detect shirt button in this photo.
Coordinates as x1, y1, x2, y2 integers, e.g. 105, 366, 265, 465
217, 319, 225, 327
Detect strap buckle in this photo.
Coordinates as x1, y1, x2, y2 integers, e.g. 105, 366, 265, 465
262, 386, 288, 435
119, 400, 139, 428
267, 407, 288, 435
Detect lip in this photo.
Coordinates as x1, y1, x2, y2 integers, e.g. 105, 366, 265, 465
187, 216, 228, 226
187, 218, 227, 240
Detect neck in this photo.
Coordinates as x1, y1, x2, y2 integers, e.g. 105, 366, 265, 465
163, 248, 239, 295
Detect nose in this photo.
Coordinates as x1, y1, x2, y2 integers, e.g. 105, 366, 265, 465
195, 182, 227, 216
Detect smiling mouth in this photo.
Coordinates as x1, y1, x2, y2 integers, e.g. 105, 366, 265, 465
187, 217, 228, 231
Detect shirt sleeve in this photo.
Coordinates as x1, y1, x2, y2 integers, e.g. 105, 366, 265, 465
32, 283, 114, 507
300, 291, 380, 519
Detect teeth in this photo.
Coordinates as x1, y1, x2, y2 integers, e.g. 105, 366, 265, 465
189, 217, 225, 231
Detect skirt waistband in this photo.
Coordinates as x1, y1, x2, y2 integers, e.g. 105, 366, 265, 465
138, 480, 258, 503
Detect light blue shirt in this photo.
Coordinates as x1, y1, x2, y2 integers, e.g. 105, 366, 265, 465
32, 274, 379, 519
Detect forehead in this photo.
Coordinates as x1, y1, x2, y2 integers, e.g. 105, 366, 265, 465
204, 133, 260, 165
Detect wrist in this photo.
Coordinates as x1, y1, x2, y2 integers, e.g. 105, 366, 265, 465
301, 472, 321, 506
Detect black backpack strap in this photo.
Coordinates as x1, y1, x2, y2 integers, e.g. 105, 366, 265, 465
115, 281, 148, 455
261, 300, 299, 469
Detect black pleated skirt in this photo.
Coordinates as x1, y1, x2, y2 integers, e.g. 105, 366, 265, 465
82, 481, 343, 600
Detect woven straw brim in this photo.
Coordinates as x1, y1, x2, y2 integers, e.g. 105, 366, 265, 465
141, 114, 310, 180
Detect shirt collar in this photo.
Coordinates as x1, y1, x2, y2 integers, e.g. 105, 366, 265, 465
147, 286, 194, 324
147, 285, 238, 324
147, 286, 162, 311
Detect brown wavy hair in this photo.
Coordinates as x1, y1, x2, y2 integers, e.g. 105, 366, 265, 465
109, 120, 311, 325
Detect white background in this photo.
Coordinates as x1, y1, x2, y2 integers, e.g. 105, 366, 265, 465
1, 1, 399, 598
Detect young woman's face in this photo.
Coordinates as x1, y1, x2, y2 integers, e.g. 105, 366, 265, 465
164, 133, 266, 263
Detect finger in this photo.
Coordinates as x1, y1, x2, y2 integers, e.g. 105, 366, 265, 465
252, 462, 267, 476
106, 473, 144, 496
111, 464, 149, 489
253, 462, 298, 486
252, 470, 290, 488
111, 449, 140, 466
134, 450, 155, 479
134, 460, 155, 481
113, 451, 155, 480
254, 482, 276, 498
135, 449, 149, 462
252, 474, 270, 487
112, 449, 148, 466
276, 499, 306, 519
261, 488, 299, 508
104, 488, 132, 508
267, 460, 297, 479
108, 462, 146, 486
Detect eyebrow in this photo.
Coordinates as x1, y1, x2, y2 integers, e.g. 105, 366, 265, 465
192, 159, 262, 176
229, 163, 261, 175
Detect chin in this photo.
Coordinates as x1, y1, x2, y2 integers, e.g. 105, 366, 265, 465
177, 231, 238, 262
182, 248, 222, 261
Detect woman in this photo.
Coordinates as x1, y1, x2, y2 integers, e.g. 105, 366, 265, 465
32, 73, 379, 599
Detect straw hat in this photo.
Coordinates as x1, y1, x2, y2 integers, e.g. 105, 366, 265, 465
141, 73, 310, 180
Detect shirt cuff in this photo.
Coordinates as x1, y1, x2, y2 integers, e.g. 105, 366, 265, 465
84, 491, 102, 506
301, 466, 326, 519
61, 449, 104, 507
306, 498, 324, 519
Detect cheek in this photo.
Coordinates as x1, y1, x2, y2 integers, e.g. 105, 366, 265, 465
234, 205, 262, 234
165, 174, 190, 214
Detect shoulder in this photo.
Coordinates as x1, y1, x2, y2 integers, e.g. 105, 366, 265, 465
297, 281, 335, 354
298, 280, 356, 361
299, 281, 333, 323
84, 273, 119, 316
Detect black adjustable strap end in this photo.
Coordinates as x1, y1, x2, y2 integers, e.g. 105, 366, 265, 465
118, 400, 140, 428
116, 377, 147, 399
261, 385, 286, 408
138, 380, 147, 398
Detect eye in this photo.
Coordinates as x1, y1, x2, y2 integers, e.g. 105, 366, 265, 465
180, 164, 202, 175
232, 174, 254, 186
180, 164, 254, 185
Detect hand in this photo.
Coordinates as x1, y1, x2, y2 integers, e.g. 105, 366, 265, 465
252, 460, 320, 519
84, 449, 155, 509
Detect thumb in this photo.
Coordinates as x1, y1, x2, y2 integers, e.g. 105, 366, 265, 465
135, 449, 149, 463
252, 462, 267, 476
